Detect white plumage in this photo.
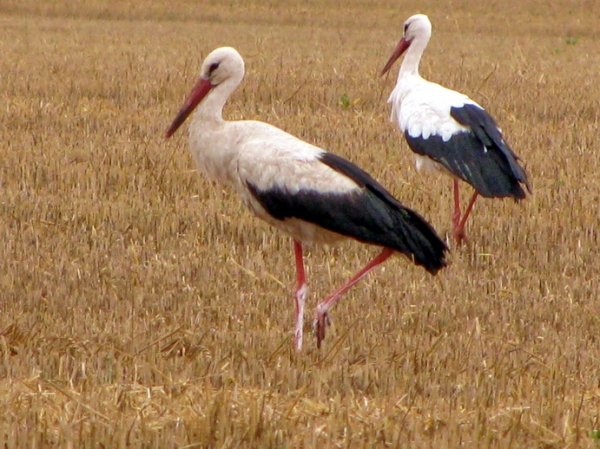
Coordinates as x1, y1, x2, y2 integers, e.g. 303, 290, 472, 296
236, 129, 358, 243
381, 14, 531, 243
166, 46, 447, 350
392, 88, 473, 143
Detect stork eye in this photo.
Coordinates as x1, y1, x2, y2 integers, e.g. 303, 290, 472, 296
208, 62, 220, 75
404, 23, 409, 34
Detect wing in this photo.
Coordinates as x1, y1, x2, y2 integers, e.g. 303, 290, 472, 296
237, 127, 447, 274
394, 82, 531, 199
450, 104, 531, 195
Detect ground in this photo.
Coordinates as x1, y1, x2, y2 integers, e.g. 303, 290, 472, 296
1, 0, 599, 447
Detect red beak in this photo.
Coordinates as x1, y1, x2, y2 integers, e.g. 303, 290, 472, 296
380, 37, 412, 76
165, 78, 214, 138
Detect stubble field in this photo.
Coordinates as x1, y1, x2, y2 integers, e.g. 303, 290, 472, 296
1, 0, 599, 447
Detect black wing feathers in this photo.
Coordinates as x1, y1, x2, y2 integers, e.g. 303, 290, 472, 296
246, 152, 447, 274
451, 104, 531, 192
405, 103, 531, 198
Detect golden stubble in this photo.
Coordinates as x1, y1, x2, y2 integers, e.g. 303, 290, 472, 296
1, 1, 599, 447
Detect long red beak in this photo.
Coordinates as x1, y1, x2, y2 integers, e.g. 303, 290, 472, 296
380, 37, 411, 76
165, 78, 213, 138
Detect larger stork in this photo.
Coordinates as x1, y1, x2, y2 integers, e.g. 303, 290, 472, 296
381, 14, 531, 244
166, 46, 447, 350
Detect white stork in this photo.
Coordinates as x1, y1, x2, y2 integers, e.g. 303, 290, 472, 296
166, 46, 447, 350
381, 14, 531, 244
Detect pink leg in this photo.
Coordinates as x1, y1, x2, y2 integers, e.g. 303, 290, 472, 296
452, 179, 462, 234
454, 191, 478, 244
459, 191, 478, 233
293, 240, 308, 350
313, 247, 394, 348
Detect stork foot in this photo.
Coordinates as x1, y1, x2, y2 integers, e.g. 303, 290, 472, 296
453, 227, 468, 246
313, 307, 331, 349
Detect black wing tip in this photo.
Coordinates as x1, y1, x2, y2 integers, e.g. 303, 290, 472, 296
509, 155, 532, 198
443, 105, 533, 200
388, 240, 447, 275
421, 242, 448, 275
413, 254, 447, 275
507, 173, 532, 200
400, 208, 449, 275
425, 262, 446, 275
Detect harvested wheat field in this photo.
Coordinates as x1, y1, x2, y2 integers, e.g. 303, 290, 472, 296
1, 0, 599, 447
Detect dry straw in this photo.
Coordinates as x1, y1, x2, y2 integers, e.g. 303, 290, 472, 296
1, 0, 599, 447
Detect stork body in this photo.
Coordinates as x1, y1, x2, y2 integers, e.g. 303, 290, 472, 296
381, 14, 531, 243
166, 47, 447, 350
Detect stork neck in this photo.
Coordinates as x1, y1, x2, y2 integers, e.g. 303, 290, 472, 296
194, 75, 241, 123
194, 87, 227, 123
398, 37, 428, 80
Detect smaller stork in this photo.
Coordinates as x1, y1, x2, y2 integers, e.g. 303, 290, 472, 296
381, 14, 531, 244
166, 46, 447, 350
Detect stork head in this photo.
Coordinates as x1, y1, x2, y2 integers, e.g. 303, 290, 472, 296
166, 47, 245, 138
380, 14, 432, 76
